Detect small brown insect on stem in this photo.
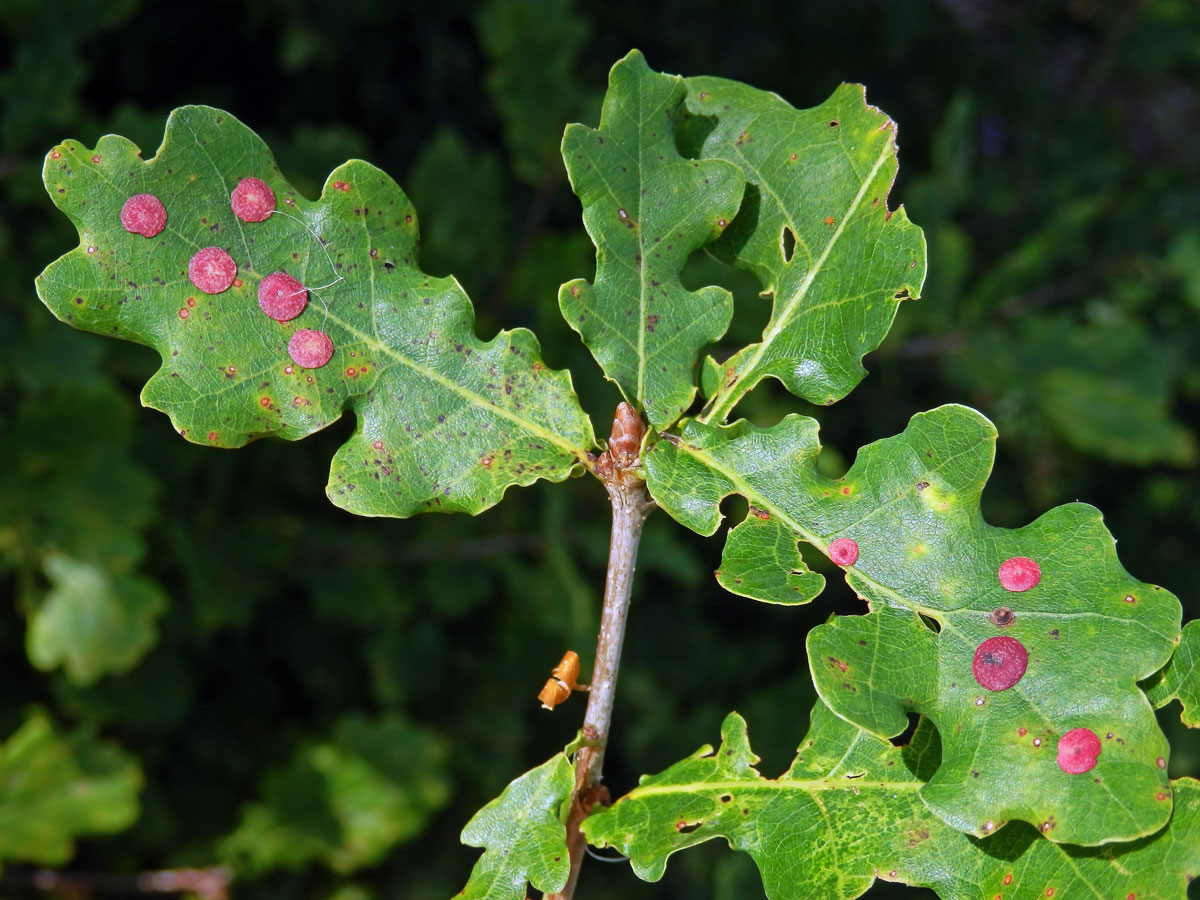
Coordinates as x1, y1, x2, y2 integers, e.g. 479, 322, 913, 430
547, 402, 653, 900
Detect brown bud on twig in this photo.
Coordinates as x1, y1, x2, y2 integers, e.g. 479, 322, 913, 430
608, 401, 644, 469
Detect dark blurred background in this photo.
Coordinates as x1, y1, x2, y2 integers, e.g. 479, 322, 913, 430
1, 1, 1198, 898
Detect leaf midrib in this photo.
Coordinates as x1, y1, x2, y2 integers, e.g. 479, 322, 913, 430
700, 130, 894, 424
172, 110, 592, 462
320, 301, 589, 460
621, 777, 922, 798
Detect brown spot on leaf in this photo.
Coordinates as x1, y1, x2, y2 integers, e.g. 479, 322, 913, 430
906, 828, 929, 847
989, 606, 1015, 627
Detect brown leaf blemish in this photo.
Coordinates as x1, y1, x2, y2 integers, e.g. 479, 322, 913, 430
989, 607, 1015, 627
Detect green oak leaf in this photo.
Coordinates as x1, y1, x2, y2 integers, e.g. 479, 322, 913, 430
455, 752, 573, 900
37, 106, 595, 518
0, 380, 168, 682
27, 553, 166, 686
583, 705, 1200, 900
644, 404, 1180, 844
0, 712, 142, 864
678, 78, 925, 424
559, 50, 745, 429
1144, 619, 1200, 728
715, 511, 824, 606
220, 713, 448, 874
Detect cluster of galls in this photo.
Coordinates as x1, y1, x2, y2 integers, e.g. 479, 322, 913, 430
827, 543, 1101, 775
119, 177, 333, 369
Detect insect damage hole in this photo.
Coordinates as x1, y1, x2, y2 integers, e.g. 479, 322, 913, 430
918, 613, 942, 633
781, 227, 796, 263
889, 712, 921, 748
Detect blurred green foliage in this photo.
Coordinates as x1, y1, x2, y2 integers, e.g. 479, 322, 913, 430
1, 0, 1198, 898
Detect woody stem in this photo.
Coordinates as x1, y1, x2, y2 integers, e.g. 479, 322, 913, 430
547, 404, 650, 900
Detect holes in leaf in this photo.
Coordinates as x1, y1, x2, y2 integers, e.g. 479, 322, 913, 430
900, 716, 941, 781
674, 111, 717, 159
918, 612, 941, 633
890, 712, 921, 748
675, 821, 702, 834
781, 227, 796, 263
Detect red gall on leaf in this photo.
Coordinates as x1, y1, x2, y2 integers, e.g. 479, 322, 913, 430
1057, 727, 1101, 774
288, 329, 333, 369
258, 272, 308, 321
120, 193, 167, 237
230, 176, 275, 222
187, 247, 237, 294
828, 538, 859, 566
998, 556, 1041, 592
972, 635, 1028, 691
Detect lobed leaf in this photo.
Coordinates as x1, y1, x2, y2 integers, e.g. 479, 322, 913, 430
680, 78, 926, 424
583, 705, 1200, 900
644, 404, 1181, 844
0, 713, 142, 865
27, 553, 166, 686
455, 752, 573, 900
715, 510, 824, 606
37, 106, 595, 518
560, 50, 745, 429
1144, 619, 1200, 728
0, 380, 167, 682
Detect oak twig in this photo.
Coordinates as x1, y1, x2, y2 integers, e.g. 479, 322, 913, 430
547, 402, 652, 900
